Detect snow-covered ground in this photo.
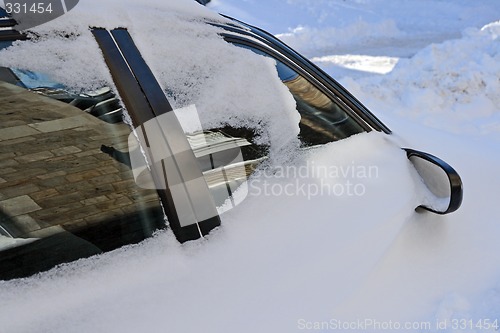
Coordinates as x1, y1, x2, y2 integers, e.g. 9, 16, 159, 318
1, 0, 500, 332
210, 0, 500, 139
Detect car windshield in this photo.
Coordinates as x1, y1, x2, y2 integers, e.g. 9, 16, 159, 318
0, 81, 166, 280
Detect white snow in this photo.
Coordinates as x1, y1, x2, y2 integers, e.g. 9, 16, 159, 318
341, 21, 500, 139
0, 0, 300, 157
1, 0, 500, 332
311, 54, 399, 75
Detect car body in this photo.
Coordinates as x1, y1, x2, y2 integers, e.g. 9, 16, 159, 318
0, 3, 462, 280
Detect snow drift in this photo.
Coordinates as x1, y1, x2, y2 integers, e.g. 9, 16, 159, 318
342, 21, 500, 139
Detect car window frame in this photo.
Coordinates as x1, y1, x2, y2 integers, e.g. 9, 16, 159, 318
225, 38, 370, 143
213, 18, 391, 134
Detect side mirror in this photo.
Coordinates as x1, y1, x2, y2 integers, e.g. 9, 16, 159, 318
404, 149, 463, 214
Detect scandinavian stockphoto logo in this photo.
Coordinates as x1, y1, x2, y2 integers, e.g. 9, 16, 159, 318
248, 160, 379, 200
127, 105, 249, 220
126, 104, 379, 208
2, 0, 79, 30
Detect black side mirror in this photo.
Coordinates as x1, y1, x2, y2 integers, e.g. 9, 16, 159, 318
404, 149, 463, 214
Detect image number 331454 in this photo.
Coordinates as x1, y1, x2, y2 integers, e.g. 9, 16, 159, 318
3, 0, 79, 30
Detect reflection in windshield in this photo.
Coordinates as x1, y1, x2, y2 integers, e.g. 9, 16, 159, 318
0, 67, 124, 124
187, 130, 266, 209
10, 68, 65, 89
0, 82, 165, 280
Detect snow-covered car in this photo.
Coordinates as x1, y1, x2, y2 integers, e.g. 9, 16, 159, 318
0, 1, 462, 280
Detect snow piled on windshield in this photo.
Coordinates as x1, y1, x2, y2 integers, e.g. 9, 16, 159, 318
0, 0, 220, 91
0, 0, 300, 154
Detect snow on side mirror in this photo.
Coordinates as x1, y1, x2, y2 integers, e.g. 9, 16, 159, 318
405, 149, 463, 214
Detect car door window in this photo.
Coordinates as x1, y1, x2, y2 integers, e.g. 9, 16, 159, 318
232, 43, 365, 146
189, 43, 368, 212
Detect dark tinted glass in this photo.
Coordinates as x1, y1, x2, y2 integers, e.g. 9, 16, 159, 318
0, 80, 165, 280
233, 43, 365, 146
